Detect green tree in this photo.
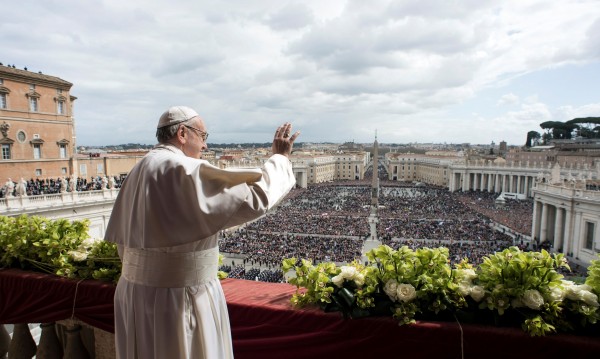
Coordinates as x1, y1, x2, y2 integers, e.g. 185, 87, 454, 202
539, 121, 578, 140
525, 131, 541, 147
566, 117, 600, 138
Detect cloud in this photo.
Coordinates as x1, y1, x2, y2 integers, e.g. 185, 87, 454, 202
497, 93, 520, 106
2, 0, 599, 146
264, 3, 314, 30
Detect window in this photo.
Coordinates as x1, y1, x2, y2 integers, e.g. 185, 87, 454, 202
97, 164, 104, 174
61, 167, 67, 175
59, 144, 67, 158
0, 93, 5, 109
1, 144, 10, 159
57, 100, 64, 114
57, 89, 62, 94
80, 164, 87, 176
30, 84, 36, 90
35, 169, 42, 176
585, 222, 595, 250
29, 97, 38, 112
33, 144, 41, 159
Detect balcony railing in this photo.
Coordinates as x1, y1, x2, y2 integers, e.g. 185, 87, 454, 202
0, 189, 119, 214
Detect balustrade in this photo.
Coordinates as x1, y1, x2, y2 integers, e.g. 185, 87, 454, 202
0, 321, 113, 359
0, 189, 120, 214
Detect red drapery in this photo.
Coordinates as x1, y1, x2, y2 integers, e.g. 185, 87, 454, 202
1, 269, 599, 358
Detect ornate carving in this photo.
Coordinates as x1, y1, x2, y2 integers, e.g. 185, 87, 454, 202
0, 122, 9, 138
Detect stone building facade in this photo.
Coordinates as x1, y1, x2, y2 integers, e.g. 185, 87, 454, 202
0, 65, 77, 180
532, 181, 600, 267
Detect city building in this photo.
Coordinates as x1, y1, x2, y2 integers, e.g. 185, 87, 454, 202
0, 65, 77, 180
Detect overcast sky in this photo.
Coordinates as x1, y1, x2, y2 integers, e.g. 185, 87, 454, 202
2, 0, 599, 146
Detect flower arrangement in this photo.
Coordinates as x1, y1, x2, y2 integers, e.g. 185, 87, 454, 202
0, 214, 121, 282
282, 259, 378, 318
283, 244, 600, 336
0, 214, 229, 283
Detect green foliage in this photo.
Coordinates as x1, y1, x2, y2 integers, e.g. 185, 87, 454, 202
0, 214, 234, 284
218, 254, 228, 280
525, 131, 541, 147
367, 245, 466, 323
282, 258, 377, 318
283, 245, 600, 337
586, 254, 600, 297
0, 214, 121, 282
539, 121, 578, 140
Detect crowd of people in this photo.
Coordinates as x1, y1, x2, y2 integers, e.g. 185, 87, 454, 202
220, 230, 363, 268
244, 185, 371, 237
218, 177, 542, 272
219, 264, 285, 283
454, 191, 533, 235
0, 176, 124, 198
378, 219, 512, 244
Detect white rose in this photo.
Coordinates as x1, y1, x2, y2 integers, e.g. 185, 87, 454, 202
522, 289, 544, 310
462, 269, 477, 281
81, 237, 101, 249
396, 283, 417, 303
331, 274, 344, 288
340, 266, 357, 279
458, 282, 471, 296
563, 281, 580, 301
470, 286, 485, 302
549, 286, 565, 302
579, 290, 599, 307
384, 279, 399, 300
68, 250, 87, 262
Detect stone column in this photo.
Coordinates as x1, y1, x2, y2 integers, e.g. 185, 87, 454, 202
510, 174, 515, 193
0, 325, 10, 359
516, 175, 521, 194
8, 324, 37, 359
494, 174, 500, 193
540, 203, 548, 244
554, 208, 564, 252
64, 325, 91, 359
37, 322, 64, 358
563, 208, 573, 255
572, 211, 583, 259
531, 200, 539, 240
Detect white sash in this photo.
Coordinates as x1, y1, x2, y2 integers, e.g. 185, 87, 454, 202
121, 246, 218, 287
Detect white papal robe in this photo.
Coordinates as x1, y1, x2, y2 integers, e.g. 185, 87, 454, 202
105, 144, 295, 359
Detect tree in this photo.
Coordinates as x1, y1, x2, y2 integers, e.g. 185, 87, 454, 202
566, 117, 600, 138
539, 121, 578, 140
525, 131, 541, 147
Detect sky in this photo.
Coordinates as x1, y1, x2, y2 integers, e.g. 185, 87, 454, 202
2, 0, 600, 146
